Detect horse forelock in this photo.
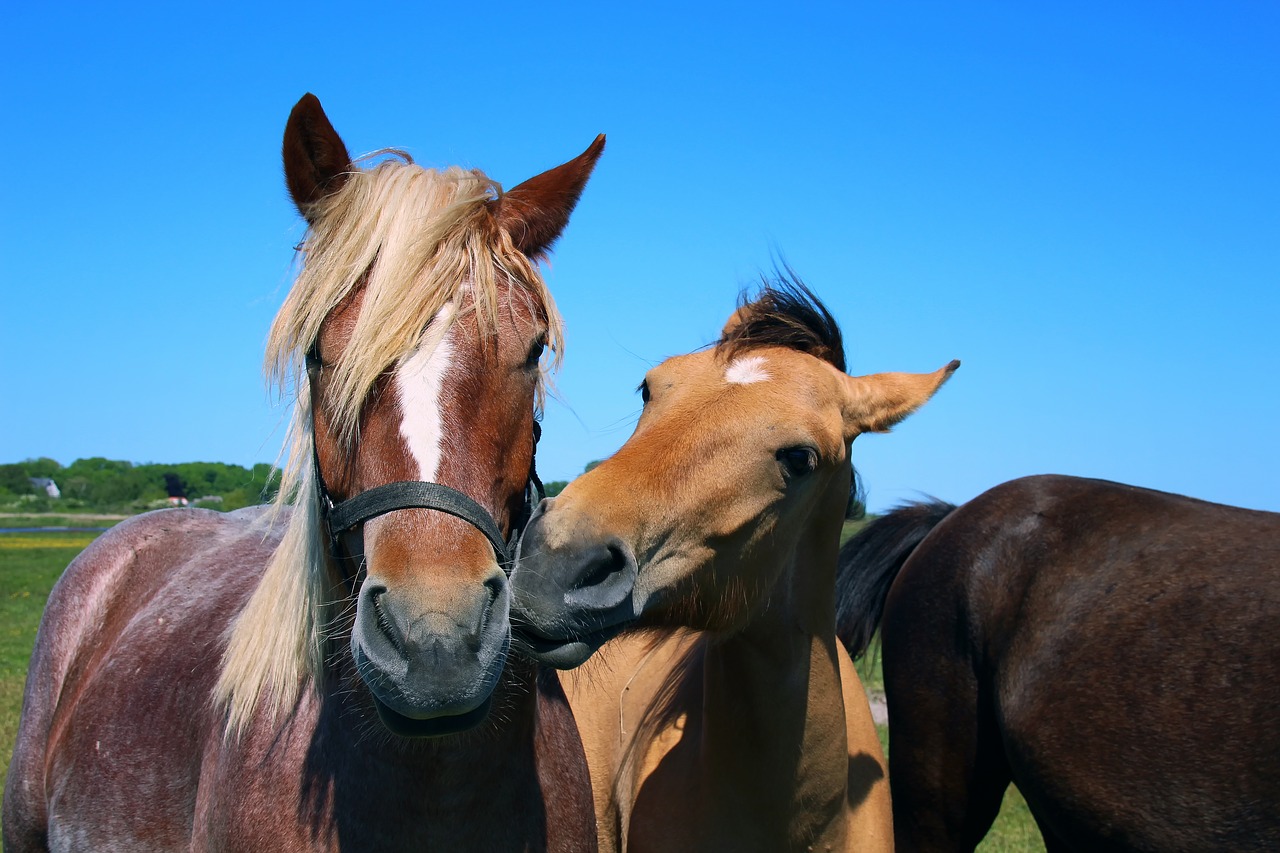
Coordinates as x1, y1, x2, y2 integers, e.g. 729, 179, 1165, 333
265, 157, 563, 449
717, 268, 846, 373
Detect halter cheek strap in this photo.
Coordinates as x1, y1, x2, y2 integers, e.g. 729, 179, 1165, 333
312, 418, 544, 583
305, 345, 544, 585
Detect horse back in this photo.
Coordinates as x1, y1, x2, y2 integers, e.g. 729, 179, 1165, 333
3, 507, 279, 852
885, 474, 1280, 850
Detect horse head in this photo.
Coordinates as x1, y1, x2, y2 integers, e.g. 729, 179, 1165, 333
218, 94, 602, 736
510, 277, 957, 667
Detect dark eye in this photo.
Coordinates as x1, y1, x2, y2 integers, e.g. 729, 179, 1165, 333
525, 335, 547, 368
638, 380, 651, 404
777, 446, 818, 477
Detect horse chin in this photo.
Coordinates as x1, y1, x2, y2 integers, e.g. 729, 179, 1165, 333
371, 694, 494, 738
513, 622, 626, 669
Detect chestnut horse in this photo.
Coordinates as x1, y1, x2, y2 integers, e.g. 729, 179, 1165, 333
836, 474, 1280, 851
4, 95, 604, 851
510, 279, 959, 852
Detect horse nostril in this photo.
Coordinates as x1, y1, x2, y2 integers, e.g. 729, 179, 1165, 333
576, 543, 628, 592
565, 539, 638, 611
479, 572, 507, 629
370, 587, 406, 655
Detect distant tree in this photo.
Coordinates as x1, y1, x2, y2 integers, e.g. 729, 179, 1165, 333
0, 456, 280, 513
543, 481, 569, 498
583, 460, 603, 474
0, 464, 36, 496
21, 457, 63, 479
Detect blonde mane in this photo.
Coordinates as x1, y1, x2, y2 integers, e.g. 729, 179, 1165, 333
215, 156, 563, 735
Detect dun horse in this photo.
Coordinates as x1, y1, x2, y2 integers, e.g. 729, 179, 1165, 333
837, 474, 1280, 851
510, 279, 958, 852
4, 95, 604, 851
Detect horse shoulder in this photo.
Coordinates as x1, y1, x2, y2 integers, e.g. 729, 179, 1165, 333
562, 630, 701, 853
9, 507, 282, 851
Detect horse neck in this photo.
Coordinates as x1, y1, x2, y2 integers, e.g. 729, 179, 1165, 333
695, 507, 851, 846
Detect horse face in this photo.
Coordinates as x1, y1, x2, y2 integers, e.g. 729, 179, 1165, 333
511, 346, 859, 667
309, 285, 544, 735
279, 94, 602, 735
510, 289, 957, 669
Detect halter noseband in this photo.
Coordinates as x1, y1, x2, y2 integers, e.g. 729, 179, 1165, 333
307, 347, 543, 583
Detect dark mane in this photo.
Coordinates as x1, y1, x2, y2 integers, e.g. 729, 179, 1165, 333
717, 269, 846, 372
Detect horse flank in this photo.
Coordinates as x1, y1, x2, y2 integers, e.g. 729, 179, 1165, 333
216, 157, 563, 735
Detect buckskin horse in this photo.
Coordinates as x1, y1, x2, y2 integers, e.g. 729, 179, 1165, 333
4, 94, 604, 851
836, 474, 1280, 851
510, 278, 958, 852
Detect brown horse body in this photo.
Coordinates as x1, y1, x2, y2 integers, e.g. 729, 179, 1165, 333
511, 279, 958, 851
4, 95, 603, 851
5, 508, 593, 851
561, 589, 892, 852
837, 474, 1280, 852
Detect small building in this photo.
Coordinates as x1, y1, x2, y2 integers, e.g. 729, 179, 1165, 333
29, 478, 60, 499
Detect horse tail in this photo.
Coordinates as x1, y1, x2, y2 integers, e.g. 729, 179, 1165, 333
836, 498, 957, 659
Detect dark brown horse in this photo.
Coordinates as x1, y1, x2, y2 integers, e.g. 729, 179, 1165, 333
836, 474, 1280, 852
3, 95, 603, 851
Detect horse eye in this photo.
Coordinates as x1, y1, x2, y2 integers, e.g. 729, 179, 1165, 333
778, 446, 818, 477
525, 336, 546, 368
638, 380, 651, 404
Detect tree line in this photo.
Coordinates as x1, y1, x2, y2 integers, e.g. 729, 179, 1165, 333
0, 457, 280, 514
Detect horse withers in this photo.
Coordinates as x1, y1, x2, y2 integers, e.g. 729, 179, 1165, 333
837, 474, 1280, 852
4, 95, 603, 852
510, 278, 959, 852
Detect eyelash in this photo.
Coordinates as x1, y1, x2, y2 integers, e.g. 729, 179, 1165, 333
777, 446, 818, 477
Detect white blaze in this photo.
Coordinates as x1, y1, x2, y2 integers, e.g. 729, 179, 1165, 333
725, 355, 770, 385
396, 305, 457, 481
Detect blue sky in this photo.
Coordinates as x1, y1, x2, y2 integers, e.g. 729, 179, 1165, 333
2, 2, 1276, 513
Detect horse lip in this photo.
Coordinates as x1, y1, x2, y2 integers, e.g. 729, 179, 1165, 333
510, 621, 626, 668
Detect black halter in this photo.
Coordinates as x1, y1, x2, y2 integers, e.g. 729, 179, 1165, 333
307, 348, 544, 586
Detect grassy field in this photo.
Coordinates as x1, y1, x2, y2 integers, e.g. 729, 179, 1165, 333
1, 530, 102, 812
1, 527, 1045, 849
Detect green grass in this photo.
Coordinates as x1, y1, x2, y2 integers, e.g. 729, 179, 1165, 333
0, 514, 125, 529
1, 530, 100, 819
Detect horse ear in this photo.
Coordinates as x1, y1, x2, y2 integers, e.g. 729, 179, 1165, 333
720, 306, 751, 338
491, 134, 605, 258
283, 93, 353, 221
841, 360, 959, 437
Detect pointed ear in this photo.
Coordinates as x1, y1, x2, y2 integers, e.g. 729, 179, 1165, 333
490, 134, 605, 258
841, 360, 959, 438
282, 93, 353, 221
720, 305, 751, 338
